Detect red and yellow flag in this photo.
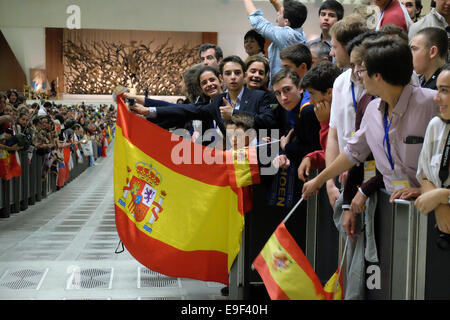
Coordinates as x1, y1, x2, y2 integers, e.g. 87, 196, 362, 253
114, 96, 258, 285
253, 222, 325, 300
0, 150, 22, 180
323, 267, 344, 300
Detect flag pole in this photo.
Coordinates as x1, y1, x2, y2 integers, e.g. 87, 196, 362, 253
332, 236, 349, 300
283, 197, 304, 224
240, 139, 281, 150
251, 197, 304, 272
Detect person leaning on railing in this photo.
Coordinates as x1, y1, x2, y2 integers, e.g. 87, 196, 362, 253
415, 64, 450, 234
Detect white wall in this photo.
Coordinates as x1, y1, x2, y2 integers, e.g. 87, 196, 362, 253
0, 27, 46, 84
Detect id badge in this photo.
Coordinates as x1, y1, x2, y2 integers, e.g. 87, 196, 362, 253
392, 174, 410, 191
363, 160, 376, 182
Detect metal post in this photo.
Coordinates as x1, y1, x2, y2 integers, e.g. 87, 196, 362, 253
305, 170, 318, 270
392, 198, 416, 300
35, 154, 43, 202
28, 151, 36, 206
19, 150, 29, 211
0, 179, 10, 218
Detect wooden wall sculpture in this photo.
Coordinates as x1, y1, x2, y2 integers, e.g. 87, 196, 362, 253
62, 29, 204, 95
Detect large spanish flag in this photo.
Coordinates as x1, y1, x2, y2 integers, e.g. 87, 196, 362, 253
114, 96, 258, 285
253, 222, 325, 300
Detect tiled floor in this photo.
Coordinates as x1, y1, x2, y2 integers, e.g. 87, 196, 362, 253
0, 142, 226, 300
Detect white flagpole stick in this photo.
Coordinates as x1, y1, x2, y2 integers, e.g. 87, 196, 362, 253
332, 236, 349, 300
240, 139, 281, 150
283, 197, 304, 224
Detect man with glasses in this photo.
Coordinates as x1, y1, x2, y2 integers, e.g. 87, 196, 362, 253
324, 15, 368, 208
302, 36, 439, 204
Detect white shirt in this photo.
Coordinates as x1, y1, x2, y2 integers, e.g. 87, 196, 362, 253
329, 68, 366, 152
417, 116, 450, 188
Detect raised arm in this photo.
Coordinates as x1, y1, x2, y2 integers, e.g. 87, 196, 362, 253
269, 0, 283, 12
243, 0, 258, 15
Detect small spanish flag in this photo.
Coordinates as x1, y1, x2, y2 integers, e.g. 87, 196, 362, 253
323, 267, 344, 300
227, 148, 260, 188
253, 222, 325, 300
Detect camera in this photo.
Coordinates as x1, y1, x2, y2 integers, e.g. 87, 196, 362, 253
126, 98, 136, 107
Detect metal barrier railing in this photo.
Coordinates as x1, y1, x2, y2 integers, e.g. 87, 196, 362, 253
303, 185, 449, 300
0, 145, 97, 216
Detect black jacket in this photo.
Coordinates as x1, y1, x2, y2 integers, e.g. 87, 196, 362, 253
152, 87, 278, 135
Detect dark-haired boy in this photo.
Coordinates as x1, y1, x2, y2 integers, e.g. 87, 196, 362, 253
297, 61, 342, 181
271, 68, 321, 173
307, 0, 344, 48
243, 0, 307, 78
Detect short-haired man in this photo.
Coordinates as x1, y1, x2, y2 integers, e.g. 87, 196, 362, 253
408, 0, 450, 39
198, 43, 224, 69
325, 14, 368, 208
303, 36, 439, 203
243, 0, 307, 79
307, 0, 344, 48
410, 27, 448, 89
374, 0, 413, 32
401, 0, 422, 22
129, 55, 277, 148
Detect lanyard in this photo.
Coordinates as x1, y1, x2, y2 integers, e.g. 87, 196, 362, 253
383, 107, 394, 170
439, 126, 450, 187
226, 93, 237, 109
351, 82, 357, 112
378, 0, 393, 23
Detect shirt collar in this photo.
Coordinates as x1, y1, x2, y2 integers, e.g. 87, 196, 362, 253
377, 84, 412, 118
421, 66, 443, 87
226, 86, 245, 106
432, 8, 449, 27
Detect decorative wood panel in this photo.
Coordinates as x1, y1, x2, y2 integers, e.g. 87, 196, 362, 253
61, 29, 207, 95
0, 31, 27, 92
45, 28, 64, 94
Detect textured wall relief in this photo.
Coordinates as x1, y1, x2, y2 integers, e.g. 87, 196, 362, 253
63, 34, 200, 95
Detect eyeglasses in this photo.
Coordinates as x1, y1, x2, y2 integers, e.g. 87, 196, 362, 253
355, 68, 367, 78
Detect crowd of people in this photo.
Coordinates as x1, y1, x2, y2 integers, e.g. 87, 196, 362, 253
0, 89, 116, 190
2, 0, 448, 298
123, 0, 450, 297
